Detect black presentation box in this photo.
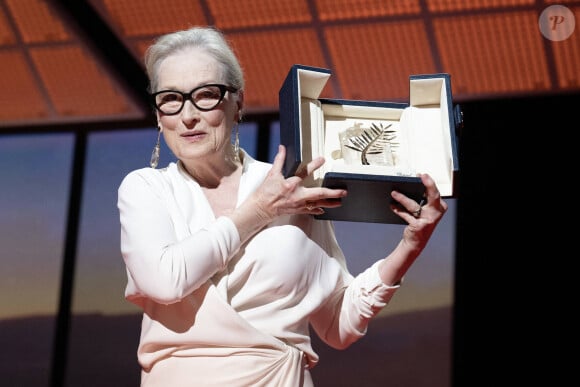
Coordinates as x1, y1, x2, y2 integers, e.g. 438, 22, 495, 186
279, 64, 462, 224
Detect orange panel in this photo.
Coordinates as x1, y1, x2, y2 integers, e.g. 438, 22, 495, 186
210, 0, 312, 29
549, 6, 580, 90
227, 29, 331, 112
0, 50, 49, 122
433, 11, 551, 97
0, 8, 16, 46
426, 0, 534, 12
325, 21, 435, 101
101, 0, 207, 37
316, 0, 421, 21
5, 0, 70, 43
30, 45, 133, 117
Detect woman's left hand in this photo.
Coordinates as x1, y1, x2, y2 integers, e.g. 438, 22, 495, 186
390, 173, 448, 251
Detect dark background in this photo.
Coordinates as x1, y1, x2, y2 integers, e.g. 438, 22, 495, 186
453, 92, 576, 386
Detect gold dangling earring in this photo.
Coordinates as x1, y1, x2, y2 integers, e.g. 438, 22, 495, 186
150, 126, 161, 168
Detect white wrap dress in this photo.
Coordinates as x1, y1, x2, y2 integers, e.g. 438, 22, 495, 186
117, 151, 400, 386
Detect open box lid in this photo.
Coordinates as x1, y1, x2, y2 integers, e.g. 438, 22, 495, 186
279, 64, 332, 178
279, 64, 462, 223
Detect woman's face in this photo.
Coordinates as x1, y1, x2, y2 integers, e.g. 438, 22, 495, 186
155, 47, 241, 164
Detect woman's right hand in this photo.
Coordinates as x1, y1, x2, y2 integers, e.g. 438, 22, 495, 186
252, 144, 347, 220
230, 145, 346, 244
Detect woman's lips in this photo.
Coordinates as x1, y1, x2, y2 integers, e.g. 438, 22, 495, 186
180, 131, 205, 141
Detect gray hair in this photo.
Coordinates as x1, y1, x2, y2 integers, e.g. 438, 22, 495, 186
144, 26, 245, 94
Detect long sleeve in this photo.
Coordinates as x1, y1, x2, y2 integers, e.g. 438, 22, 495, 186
307, 219, 400, 350
309, 260, 400, 350
118, 166, 242, 306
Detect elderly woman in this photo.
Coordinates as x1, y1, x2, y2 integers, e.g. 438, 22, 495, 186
117, 26, 447, 387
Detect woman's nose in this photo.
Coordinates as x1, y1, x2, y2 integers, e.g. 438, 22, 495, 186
180, 99, 200, 120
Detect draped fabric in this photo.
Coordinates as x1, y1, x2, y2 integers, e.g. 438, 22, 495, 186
139, 282, 312, 387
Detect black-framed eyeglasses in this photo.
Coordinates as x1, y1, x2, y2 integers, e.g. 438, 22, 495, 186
151, 84, 238, 115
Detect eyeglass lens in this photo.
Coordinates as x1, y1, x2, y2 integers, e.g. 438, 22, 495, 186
154, 84, 229, 114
